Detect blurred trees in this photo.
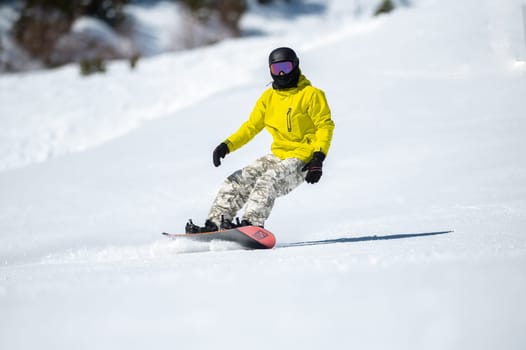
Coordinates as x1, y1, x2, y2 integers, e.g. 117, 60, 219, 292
181, 0, 246, 37
374, 0, 394, 16
8, 0, 248, 71
12, 0, 130, 67
374, 0, 411, 16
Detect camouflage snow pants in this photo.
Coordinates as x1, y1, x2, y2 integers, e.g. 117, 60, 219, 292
208, 154, 306, 227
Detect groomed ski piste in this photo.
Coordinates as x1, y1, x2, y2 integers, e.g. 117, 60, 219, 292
1, 0, 526, 349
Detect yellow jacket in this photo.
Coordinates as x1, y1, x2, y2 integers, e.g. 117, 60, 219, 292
225, 75, 334, 162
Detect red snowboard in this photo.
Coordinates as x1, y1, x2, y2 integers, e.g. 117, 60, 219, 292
162, 226, 276, 249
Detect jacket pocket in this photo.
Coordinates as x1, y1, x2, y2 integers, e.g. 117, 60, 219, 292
286, 107, 292, 132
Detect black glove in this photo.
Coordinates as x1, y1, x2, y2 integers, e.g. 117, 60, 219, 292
302, 151, 325, 184
213, 142, 229, 167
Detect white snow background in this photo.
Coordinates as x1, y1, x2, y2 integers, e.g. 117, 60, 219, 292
1, 0, 526, 349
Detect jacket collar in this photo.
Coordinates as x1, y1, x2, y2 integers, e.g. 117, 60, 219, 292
273, 74, 311, 95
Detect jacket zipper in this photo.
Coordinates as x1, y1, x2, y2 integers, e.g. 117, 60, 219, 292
286, 107, 292, 132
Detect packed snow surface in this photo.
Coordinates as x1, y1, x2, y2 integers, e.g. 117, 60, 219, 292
1, 0, 526, 349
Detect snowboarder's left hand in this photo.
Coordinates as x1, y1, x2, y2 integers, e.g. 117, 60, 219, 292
213, 142, 230, 167
302, 151, 325, 184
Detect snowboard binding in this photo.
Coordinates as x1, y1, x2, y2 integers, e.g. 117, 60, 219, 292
185, 219, 218, 234
185, 216, 254, 234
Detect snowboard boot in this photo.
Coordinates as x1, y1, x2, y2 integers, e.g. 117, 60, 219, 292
238, 219, 253, 227
185, 219, 219, 234
220, 216, 237, 230
219, 217, 256, 229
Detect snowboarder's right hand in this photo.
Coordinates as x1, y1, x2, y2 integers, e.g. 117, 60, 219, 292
213, 142, 229, 167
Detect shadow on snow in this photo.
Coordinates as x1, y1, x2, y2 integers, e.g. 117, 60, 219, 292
277, 230, 452, 248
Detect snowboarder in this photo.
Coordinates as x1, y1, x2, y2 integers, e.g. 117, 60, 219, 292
186, 47, 335, 233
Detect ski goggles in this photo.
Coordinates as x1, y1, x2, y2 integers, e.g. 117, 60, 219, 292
270, 61, 294, 75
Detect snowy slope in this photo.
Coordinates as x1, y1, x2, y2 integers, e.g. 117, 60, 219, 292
1, 0, 526, 349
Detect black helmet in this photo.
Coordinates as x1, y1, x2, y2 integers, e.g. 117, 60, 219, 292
268, 47, 299, 68
268, 47, 301, 89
